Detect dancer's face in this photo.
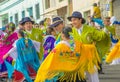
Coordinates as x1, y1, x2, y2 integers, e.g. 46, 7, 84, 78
55, 23, 64, 33
104, 19, 111, 26
24, 22, 33, 31
71, 18, 82, 29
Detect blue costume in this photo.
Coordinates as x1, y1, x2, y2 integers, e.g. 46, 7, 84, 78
6, 38, 40, 82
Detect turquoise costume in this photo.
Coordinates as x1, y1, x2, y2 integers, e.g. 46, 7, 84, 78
14, 38, 40, 82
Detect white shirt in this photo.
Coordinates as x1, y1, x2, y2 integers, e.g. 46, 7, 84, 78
26, 30, 32, 34
77, 25, 83, 35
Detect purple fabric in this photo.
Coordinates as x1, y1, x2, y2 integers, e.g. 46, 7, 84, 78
43, 36, 55, 59
0, 59, 12, 73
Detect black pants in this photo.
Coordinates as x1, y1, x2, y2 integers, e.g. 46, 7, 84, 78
98, 63, 103, 73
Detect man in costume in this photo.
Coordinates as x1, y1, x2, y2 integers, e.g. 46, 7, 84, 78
96, 17, 115, 74
67, 11, 109, 82
43, 16, 65, 82
106, 21, 120, 65
21, 17, 43, 61
50, 16, 65, 45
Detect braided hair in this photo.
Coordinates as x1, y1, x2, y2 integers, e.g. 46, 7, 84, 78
62, 27, 74, 51
62, 27, 72, 39
18, 29, 28, 47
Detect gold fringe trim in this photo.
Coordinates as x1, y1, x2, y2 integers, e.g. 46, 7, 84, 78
35, 42, 100, 82
106, 41, 120, 63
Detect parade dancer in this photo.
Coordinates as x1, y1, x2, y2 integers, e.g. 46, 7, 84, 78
35, 27, 87, 82
0, 23, 18, 78
21, 17, 43, 61
3, 29, 40, 82
67, 11, 110, 82
43, 27, 56, 59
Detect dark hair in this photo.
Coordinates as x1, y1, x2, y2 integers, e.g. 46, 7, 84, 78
62, 27, 72, 39
87, 16, 91, 18
105, 17, 111, 20
82, 19, 86, 24
34, 23, 39, 25
18, 29, 25, 38
46, 27, 54, 35
104, 17, 111, 22
18, 29, 29, 47
78, 18, 86, 24
91, 19, 95, 22
93, 3, 97, 6
39, 20, 44, 25
9, 22, 16, 32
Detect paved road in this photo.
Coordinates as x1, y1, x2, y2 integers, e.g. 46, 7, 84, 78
1, 64, 120, 82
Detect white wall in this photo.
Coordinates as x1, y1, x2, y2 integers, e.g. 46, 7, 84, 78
0, 0, 44, 27
43, 0, 68, 17
72, 0, 100, 16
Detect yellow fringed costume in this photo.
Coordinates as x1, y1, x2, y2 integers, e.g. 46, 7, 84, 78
72, 25, 110, 62
35, 40, 100, 82
106, 41, 120, 63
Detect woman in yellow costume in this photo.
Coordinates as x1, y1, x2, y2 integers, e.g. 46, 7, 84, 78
106, 21, 120, 64
106, 41, 120, 64
35, 27, 100, 82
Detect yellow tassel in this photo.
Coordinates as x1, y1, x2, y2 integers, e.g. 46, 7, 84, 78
35, 42, 100, 82
106, 41, 120, 63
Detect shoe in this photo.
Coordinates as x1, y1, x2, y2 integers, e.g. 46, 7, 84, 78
0, 77, 7, 82
98, 71, 105, 74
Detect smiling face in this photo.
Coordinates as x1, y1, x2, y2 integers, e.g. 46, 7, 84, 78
54, 22, 64, 33
104, 18, 111, 26
71, 17, 82, 29
24, 22, 33, 31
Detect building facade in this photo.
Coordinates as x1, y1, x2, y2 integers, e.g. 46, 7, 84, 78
100, 0, 120, 20
0, 0, 43, 27
72, 0, 100, 19
112, 0, 120, 20
72, 0, 120, 20
0, 0, 119, 28
42, 0, 73, 23
100, 0, 112, 18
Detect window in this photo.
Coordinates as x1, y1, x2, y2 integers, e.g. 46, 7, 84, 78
22, 11, 25, 18
59, 0, 64, 2
45, 0, 50, 9
1, 14, 8, 27
27, 7, 33, 17
10, 16, 13, 22
68, 0, 72, 3
35, 3, 40, 19
2, 14, 8, 26
84, 10, 91, 20
15, 13, 18, 26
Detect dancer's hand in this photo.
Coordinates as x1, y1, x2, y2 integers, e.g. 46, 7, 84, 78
3, 54, 9, 60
